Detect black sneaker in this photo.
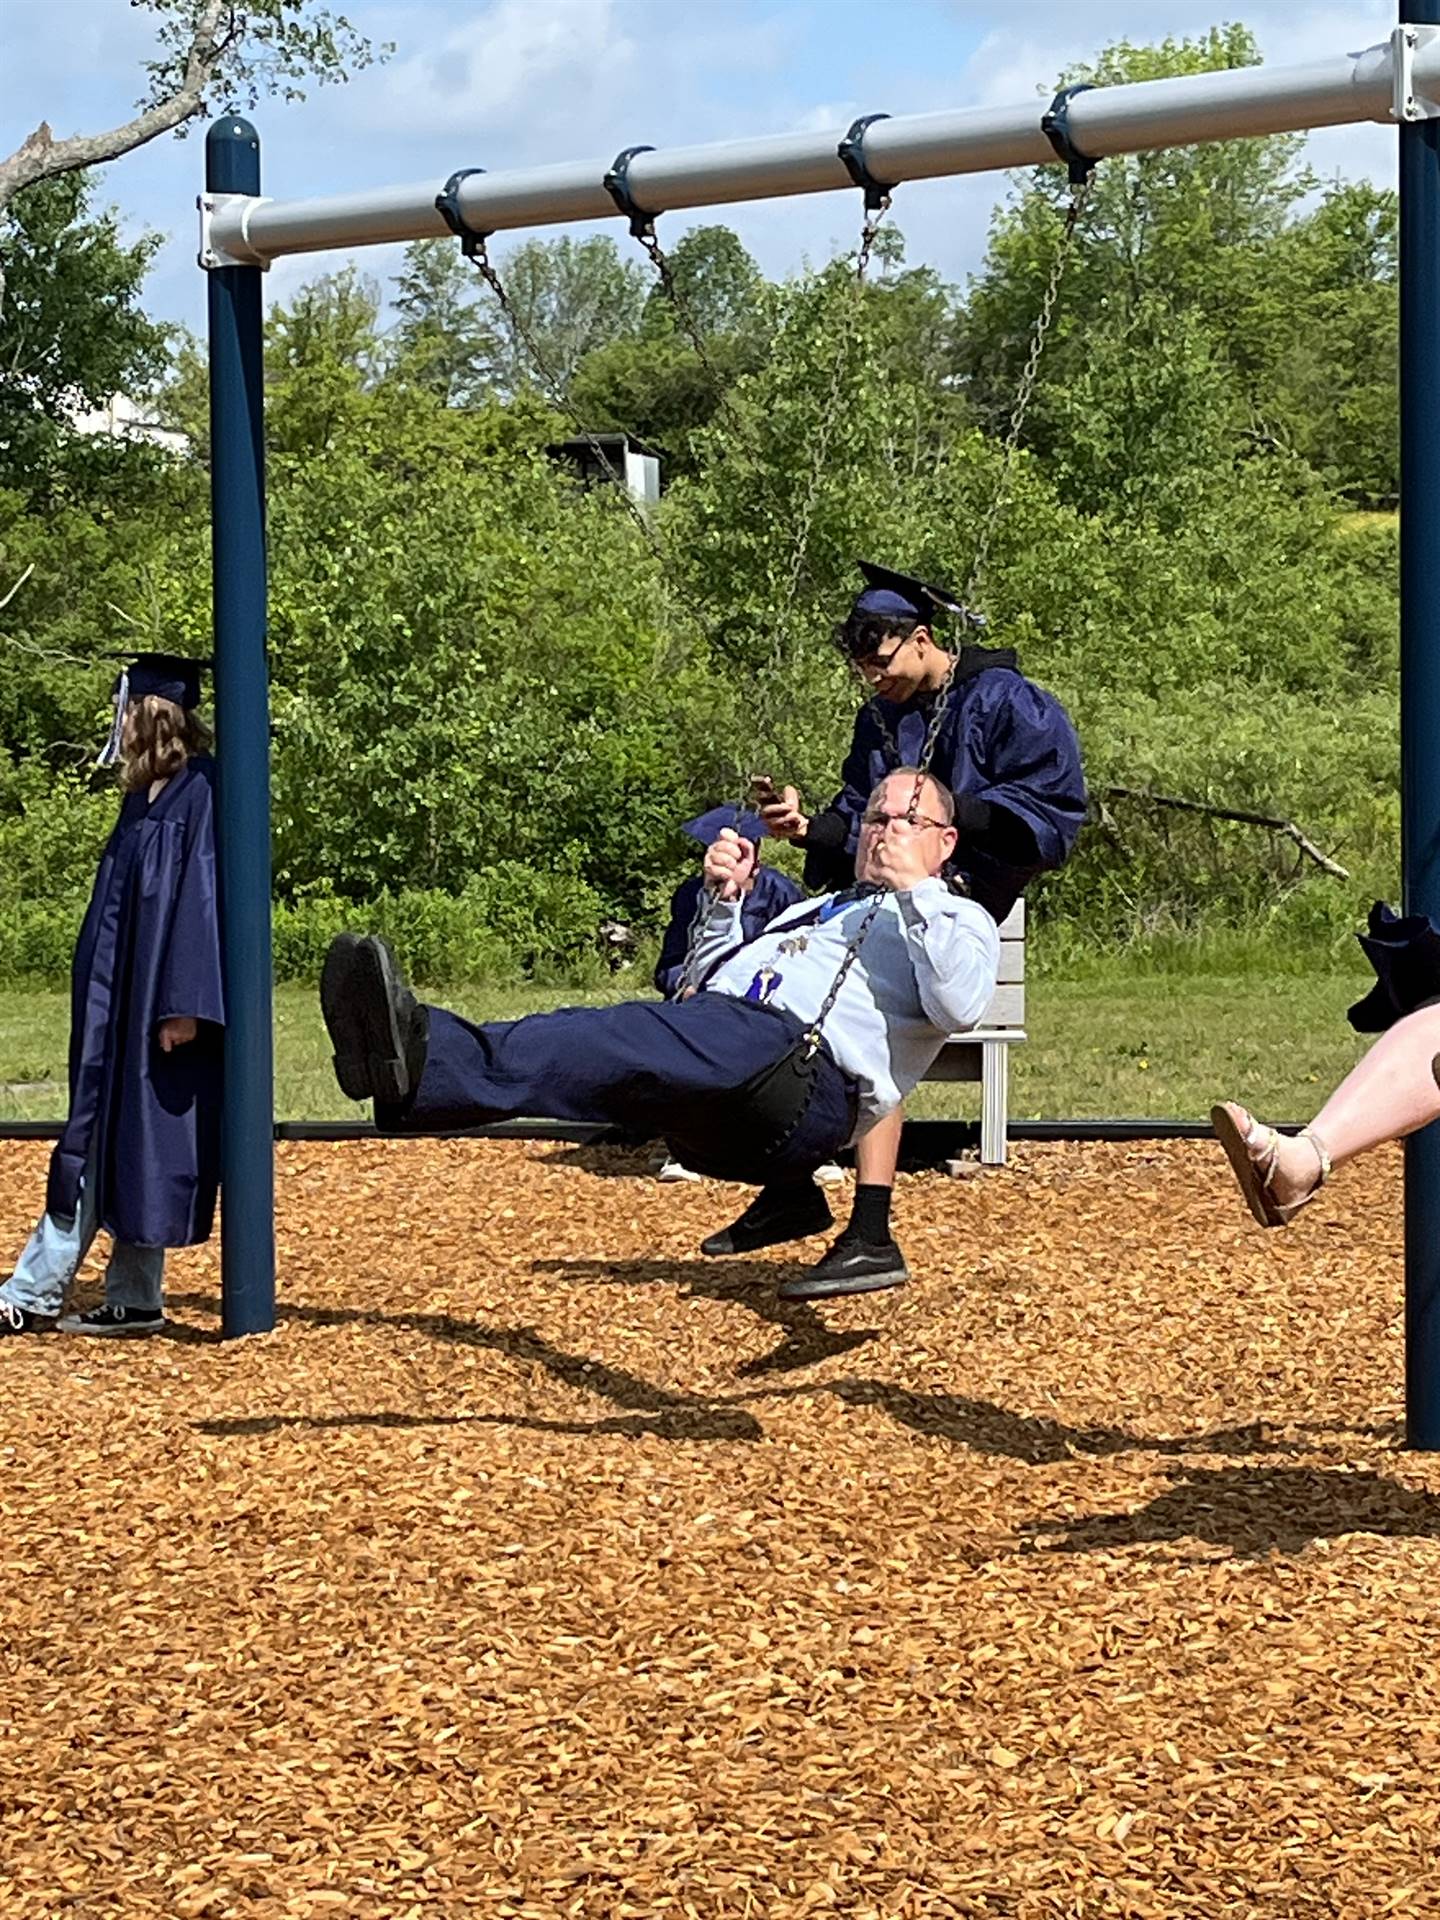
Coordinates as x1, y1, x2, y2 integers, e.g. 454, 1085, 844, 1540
58, 1305, 166, 1338
778, 1233, 910, 1300
320, 933, 429, 1106
0, 1300, 53, 1336
700, 1184, 833, 1257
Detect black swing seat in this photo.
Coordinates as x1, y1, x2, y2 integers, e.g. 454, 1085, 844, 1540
662, 1030, 851, 1185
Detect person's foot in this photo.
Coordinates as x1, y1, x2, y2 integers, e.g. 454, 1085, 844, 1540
321, 933, 428, 1106
778, 1232, 910, 1300
58, 1305, 166, 1337
658, 1157, 702, 1183
700, 1184, 833, 1257
1210, 1102, 1330, 1228
0, 1300, 53, 1336
812, 1162, 846, 1186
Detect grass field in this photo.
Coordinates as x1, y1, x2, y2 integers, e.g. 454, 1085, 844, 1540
0, 953, 1375, 1125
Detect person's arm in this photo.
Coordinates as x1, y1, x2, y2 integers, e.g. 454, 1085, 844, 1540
155, 773, 226, 1044
960, 679, 1087, 872
687, 830, 756, 980
893, 882, 1001, 1034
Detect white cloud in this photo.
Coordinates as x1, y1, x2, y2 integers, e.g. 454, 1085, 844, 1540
366, 0, 638, 141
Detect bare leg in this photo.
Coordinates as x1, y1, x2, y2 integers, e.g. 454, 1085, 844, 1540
1221, 1001, 1440, 1214
855, 1104, 904, 1191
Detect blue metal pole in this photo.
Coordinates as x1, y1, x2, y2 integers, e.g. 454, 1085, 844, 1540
206, 118, 275, 1338
1401, 8, 1440, 1447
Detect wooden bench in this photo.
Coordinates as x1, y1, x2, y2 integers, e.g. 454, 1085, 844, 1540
921, 900, 1025, 1166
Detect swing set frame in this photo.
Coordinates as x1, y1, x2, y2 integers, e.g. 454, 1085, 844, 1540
202, 16, 1440, 1457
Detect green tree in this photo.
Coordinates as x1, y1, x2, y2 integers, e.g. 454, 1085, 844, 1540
480, 236, 649, 396
265, 267, 383, 455
0, 173, 171, 500
390, 239, 500, 407
955, 26, 1311, 459
638, 224, 764, 338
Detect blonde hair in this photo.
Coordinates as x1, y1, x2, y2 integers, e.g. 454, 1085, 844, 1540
117, 695, 214, 794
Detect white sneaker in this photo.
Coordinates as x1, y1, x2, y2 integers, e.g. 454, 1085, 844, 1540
813, 1162, 846, 1186
659, 1157, 702, 1183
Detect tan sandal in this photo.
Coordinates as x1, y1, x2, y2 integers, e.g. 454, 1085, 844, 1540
1210, 1103, 1331, 1229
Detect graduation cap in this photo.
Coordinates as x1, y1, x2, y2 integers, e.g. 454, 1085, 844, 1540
98, 652, 209, 767
682, 805, 768, 848
842, 561, 987, 654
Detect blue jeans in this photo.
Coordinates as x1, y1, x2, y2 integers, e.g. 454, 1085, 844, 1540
2, 1162, 165, 1320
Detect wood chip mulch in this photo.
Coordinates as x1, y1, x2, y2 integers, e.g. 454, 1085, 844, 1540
0, 1135, 1433, 1918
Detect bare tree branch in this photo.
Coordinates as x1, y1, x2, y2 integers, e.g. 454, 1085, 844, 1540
1103, 784, 1351, 880
0, 1, 227, 215
0, 563, 35, 614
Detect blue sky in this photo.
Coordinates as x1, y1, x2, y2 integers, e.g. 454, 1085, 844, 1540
6, 0, 1401, 337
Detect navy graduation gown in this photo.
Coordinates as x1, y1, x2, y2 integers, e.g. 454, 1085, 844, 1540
654, 865, 805, 999
47, 755, 225, 1246
802, 648, 1086, 922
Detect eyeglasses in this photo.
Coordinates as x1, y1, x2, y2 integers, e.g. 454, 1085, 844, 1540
860, 808, 950, 833
830, 625, 916, 674
847, 639, 910, 675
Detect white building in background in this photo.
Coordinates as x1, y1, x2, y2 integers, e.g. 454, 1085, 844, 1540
67, 392, 189, 457
546, 433, 661, 506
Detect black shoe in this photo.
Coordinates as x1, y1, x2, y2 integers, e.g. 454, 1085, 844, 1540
778, 1233, 910, 1300
0, 1300, 53, 1335
700, 1184, 834, 1257
58, 1305, 165, 1338
321, 933, 428, 1106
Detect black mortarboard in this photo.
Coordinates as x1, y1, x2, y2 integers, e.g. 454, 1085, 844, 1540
123, 652, 207, 709
98, 653, 208, 766
682, 805, 768, 848
852, 560, 969, 626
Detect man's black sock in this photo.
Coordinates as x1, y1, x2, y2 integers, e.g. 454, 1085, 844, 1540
849, 1183, 893, 1247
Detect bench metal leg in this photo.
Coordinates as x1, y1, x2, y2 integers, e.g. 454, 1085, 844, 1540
980, 1040, 1009, 1167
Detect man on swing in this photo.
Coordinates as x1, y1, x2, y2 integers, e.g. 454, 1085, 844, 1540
320, 770, 999, 1298
730, 561, 1085, 1292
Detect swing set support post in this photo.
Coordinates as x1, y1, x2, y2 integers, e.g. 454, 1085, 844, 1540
1400, 3, 1440, 1447
204, 117, 276, 1339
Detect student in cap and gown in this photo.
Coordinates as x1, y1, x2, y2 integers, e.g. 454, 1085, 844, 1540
655, 805, 833, 1185
0, 654, 225, 1337
653, 807, 805, 1001
720, 561, 1086, 1294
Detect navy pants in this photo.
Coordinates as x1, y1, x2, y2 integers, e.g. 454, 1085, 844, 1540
402, 994, 856, 1183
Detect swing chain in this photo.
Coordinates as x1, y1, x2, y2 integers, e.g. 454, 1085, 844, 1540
463, 235, 666, 559
813, 171, 1095, 1046
671, 195, 892, 1000
911, 170, 1094, 795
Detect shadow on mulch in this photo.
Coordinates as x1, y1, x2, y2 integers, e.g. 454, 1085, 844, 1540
815, 1379, 1400, 1466
1018, 1463, 1440, 1558
169, 1294, 763, 1443
526, 1144, 659, 1178
196, 1405, 761, 1442
532, 1254, 879, 1375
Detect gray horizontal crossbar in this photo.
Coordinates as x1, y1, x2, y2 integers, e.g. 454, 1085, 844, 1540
207, 33, 1426, 264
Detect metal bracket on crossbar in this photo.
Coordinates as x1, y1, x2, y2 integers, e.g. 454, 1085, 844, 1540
838, 113, 895, 210
604, 144, 660, 235
1041, 84, 1099, 183
1393, 25, 1440, 122
435, 167, 491, 256
197, 191, 271, 270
